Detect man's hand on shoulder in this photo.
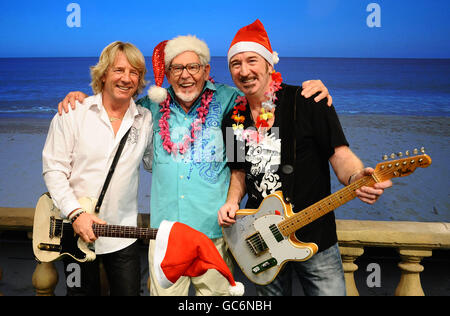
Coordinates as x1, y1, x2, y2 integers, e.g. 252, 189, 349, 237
301, 80, 333, 107
58, 91, 89, 115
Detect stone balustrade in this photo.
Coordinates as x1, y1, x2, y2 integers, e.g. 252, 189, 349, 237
336, 220, 450, 296
0, 207, 449, 296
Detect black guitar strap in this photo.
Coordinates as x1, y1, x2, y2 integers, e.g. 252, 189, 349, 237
279, 84, 300, 205
94, 127, 132, 213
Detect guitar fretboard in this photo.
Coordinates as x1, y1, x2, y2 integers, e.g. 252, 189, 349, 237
278, 175, 377, 236
277, 153, 432, 236
92, 224, 158, 240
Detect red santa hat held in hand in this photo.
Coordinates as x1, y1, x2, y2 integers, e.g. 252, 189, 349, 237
148, 35, 211, 104
227, 19, 279, 66
154, 220, 245, 296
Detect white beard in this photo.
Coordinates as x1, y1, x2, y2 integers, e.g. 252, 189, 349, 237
176, 90, 200, 104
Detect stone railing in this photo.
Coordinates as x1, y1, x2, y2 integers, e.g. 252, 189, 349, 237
337, 220, 450, 296
0, 207, 449, 296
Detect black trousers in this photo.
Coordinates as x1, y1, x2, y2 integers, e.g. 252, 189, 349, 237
63, 241, 141, 296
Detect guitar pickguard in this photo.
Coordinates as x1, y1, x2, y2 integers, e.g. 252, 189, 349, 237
33, 193, 96, 263
253, 215, 313, 262
223, 193, 317, 285
59, 223, 88, 261
33, 193, 156, 263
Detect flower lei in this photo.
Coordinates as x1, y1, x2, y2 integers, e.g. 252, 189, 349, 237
159, 89, 213, 155
231, 71, 283, 141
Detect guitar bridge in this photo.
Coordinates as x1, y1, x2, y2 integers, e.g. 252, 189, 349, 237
245, 232, 268, 256
49, 216, 63, 238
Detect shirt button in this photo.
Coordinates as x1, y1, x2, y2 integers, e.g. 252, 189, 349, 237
184, 117, 188, 121
180, 195, 184, 199
180, 175, 184, 179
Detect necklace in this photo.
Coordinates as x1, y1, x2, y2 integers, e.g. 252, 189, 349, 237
109, 117, 122, 122
159, 89, 214, 155
232, 71, 283, 142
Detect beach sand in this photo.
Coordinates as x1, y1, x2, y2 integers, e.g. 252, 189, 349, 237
0, 114, 448, 223
337, 114, 449, 222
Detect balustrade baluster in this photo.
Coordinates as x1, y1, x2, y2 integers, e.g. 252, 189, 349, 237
395, 248, 432, 296
339, 245, 364, 296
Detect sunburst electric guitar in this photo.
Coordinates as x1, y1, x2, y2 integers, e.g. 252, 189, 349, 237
32, 193, 158, 263
223, 151, 431, 285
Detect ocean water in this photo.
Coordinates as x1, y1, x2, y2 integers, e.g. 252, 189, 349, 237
0, 57, 449, 117
0, 57, 448, 222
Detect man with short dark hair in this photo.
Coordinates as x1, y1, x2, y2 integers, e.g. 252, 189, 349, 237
219, 20, 392, 296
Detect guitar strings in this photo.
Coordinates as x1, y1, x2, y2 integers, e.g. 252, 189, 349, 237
244, 176, 372, 250
53, 157, 424, 251
243, 162, 411, 250
51, 221, 157, 238
281, 161, 408, 232
280, 176, 373, 234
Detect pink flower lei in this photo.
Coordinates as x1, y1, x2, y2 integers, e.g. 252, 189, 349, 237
158, 89, 214, 155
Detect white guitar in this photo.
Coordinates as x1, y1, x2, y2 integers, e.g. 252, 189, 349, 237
32, 193, 157, 263
223, 152, 432, 285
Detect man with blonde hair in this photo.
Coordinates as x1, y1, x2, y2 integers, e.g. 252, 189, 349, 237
43, 41, 153, 295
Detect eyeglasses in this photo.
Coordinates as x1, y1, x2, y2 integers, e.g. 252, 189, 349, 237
169, 63, 203, 76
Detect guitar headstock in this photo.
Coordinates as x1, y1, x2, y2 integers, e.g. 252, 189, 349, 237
374, 147, 432, 182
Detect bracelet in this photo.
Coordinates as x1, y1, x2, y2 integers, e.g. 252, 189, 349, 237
70, 210, 86, 224
68, 208, 83, 220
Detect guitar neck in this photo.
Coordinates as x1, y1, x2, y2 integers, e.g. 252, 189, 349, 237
278, 175, 377, 236
92, 224, 158, 240
275, 153, 431, 237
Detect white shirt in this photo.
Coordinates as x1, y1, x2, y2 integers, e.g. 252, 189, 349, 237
42, 93, 153, 254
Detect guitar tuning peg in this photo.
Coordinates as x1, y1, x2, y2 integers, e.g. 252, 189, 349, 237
397, 152, 403, 157
382, 154, 388, 161
390, 153, 396, 159
420, 147, 425, 154
405, 150, 410, 156
413, 148, 418, 155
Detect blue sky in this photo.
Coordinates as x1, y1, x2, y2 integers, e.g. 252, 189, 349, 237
1, 0, 449, 58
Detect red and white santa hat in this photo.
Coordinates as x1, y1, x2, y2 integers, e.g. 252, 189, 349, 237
227, 19, 279, 67
154, 220, 244, 296
148, 35, 211, 104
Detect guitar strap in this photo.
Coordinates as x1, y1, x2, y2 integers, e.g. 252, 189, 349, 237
278, 84, 299, 205
94, 127, 132, 213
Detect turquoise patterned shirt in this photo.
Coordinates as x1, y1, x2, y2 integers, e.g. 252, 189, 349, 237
138, 81, 240, 238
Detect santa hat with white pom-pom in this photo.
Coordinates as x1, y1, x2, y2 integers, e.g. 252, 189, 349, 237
148, 35, 211, 104
154, 220, 245, 296
147, 40, 169, 104
227, 19, 279, 67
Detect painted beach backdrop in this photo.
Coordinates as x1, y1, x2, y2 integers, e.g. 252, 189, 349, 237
0, 56, 449, 222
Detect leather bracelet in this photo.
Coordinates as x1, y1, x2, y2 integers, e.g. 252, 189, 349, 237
70, 211, 86, 224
